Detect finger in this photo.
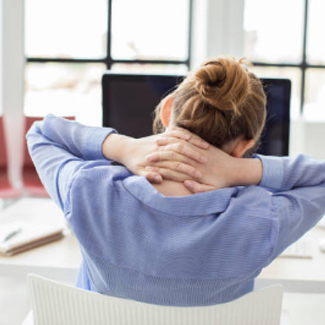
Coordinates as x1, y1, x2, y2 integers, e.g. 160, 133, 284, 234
145, 166, 196, 182
146, 150, 196, 166
166, 142, 207, 163
162, 132, 209, 149
154, 140, 207, 163
184, 180, 217, 193
147, 161, 202, 180
157, 136, 208, 151
168, 127, 209, 149
137, 170, 163, 184
162, 129, 190, 141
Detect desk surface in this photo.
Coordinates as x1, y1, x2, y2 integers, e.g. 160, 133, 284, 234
0, 198, 81, 270
1, 198, 325, 292
261, 226, 325, 282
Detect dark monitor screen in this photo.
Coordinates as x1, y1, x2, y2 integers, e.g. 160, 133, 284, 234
258, 79, 291, 156
102, 73, 291, 156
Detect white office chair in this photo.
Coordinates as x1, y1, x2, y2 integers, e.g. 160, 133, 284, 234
23, 274, 283, 325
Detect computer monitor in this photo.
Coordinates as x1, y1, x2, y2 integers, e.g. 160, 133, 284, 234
102, 72, 291, 156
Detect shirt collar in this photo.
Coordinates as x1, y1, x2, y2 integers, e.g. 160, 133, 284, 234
123, 176, 237, 217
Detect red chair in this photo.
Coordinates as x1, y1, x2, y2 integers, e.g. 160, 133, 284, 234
0, 116, 22, 199
23, 116, 75, 197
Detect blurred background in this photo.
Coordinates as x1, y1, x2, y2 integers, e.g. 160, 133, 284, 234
21, 0, 325, 124
1, 0, 325, 187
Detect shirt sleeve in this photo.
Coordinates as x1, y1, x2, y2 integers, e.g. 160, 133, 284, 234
26, 114, 116, 211
257, 154, 325, 261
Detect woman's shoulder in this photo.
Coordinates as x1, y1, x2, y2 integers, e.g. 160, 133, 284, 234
69, 162, 133, 192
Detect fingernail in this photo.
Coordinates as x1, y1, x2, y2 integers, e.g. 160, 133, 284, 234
201, 142, 209, 148
145, 166, 154, 170
146, 155, 153, 161
154, 175, 162, 183
184, 180, 193, 187
200, 156, 207, 163
194, 171, 202, 178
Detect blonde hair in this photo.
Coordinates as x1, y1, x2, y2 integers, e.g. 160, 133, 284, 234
153, 57, 267, 149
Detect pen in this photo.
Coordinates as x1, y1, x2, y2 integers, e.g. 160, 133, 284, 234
2, 227, 22, 242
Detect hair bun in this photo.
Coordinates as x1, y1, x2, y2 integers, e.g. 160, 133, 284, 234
195, 57, 250, 114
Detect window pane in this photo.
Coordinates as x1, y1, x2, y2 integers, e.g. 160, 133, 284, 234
111, 0, 189, 61
248, 66, 301, 119
111, 63, 188, 75
307, 0, 325, 65
244, 0, 304, 63
304, 69, 325, 121
25, 0, 107, 59
24, 63, 106, 126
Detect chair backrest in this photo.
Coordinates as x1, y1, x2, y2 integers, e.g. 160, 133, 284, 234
0, 116, 7, 168
27, 274, 283, 325
0, 116, 9, 187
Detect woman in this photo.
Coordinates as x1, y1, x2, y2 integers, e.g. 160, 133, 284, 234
27, 57, 325, 306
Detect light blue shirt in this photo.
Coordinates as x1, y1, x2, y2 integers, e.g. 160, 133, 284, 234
26, 115, 325, 306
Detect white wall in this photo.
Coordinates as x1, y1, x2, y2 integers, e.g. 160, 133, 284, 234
301, 122, 325, 160
191, 0, 209, 68
206, 0, 245, 59
191, 0, 245, 66
287, 118, 325, 160
0, 0, 2, 116
0, 0, 25, 187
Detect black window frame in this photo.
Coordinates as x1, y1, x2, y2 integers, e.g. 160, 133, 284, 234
26, 0, 193, 70
250, 0, 323, 114
27, 0, 321, 115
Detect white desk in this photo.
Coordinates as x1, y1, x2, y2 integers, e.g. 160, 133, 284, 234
257, 226, 325, 293
1, 198, 325, 293
0, 198, 81, 283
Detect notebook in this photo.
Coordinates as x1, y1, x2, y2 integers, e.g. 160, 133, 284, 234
0, 222, 65, 256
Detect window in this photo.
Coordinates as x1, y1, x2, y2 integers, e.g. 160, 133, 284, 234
111, 0, 189, 61
25, 0, 192, 126
244, 0, 325, 120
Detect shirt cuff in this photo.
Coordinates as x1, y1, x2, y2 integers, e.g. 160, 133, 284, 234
255, 155, 284, 191
84, 127, 117, 160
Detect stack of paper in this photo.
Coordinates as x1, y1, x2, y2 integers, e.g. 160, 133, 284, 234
0, 222, 65, 256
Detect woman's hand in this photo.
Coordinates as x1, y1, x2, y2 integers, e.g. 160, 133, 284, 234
102, 128, 210, 184
143, 128, 211, 182
147, 135, 236, 190
183, 145, 239, 192
146, 127, 263, 193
